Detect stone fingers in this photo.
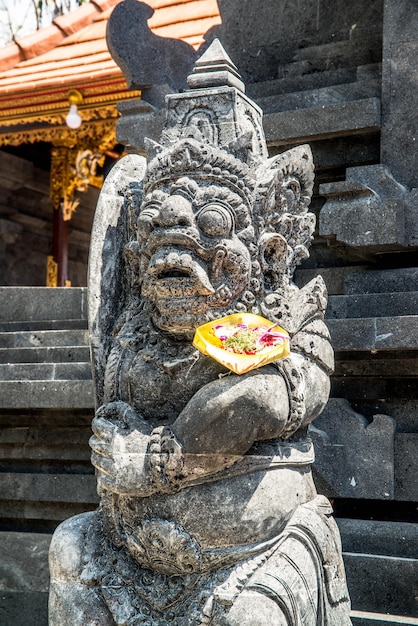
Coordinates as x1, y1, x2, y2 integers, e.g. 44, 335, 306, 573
89, 434, 112, 458
91, 450, 114, 476
91, 416, 115, 443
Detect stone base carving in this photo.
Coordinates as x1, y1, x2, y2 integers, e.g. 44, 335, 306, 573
49, 494, 350, 625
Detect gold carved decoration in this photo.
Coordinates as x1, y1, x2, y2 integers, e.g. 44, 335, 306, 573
50, 120, 116, 220
46, 255, 58, 287
0, 118, 117, 149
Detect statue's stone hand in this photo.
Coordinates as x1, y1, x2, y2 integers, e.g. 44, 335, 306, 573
90, 401, 153, 496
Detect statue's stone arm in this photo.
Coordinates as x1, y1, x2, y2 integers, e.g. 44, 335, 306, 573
90, 341, 330, 498
90, 369, 291, 496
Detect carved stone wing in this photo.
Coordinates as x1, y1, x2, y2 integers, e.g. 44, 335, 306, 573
88, 153, 147, 409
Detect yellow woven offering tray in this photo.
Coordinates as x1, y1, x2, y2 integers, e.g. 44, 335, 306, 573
193, 313, 290, 375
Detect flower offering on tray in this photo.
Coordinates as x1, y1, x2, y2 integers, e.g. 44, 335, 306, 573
193, 313, 290, 375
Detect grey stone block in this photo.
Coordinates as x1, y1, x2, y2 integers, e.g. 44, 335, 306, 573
343, 552, 418, 616
395, 433, 418, 501
375, 316, 418, 350
337, 519, 418, 560
257, 78, 381, 115
116, 100, 166, 153
0, 473, 98, 504
0, 346, 90, 364
0, 363, 55, 381
0, 287, 87, 323
0, 379, 94, 409
0, 591, 48, 626
319, 165, 406, 251
326, 292, 418, 319
344, 268, 418, 294
0, 500, 95, 523
334, 357, 418, 379
263, 98, 381, 147
0, 532, 51, 626
382, 35, 418, 188
295, 266, 367, 296
326, 316, 418, 351
311, 398, 395, 499
326, 318, 375, 351
0, 532, 51, 592
0, 362, 91, 381
0, 329, 88, 348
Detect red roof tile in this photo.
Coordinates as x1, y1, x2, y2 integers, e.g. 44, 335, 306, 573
0, 0, 221, 97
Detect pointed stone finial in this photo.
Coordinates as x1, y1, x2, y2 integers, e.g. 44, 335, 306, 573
187, 38, 245, 92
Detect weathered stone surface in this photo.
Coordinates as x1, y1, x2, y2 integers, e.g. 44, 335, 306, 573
0, 379, 93, 409
49, 39, 351, 626
0, 363, 56, 380
1, 473, 97, 503
311, 398, 395, 500
394, 433, 418, 501
344, 268, 418, 294
0, 287, 87, 323
343, 553, 418, 617
0, 532, 51, 591
0, 328, 88, 348
326, 292, 418, 319
0, 346, 90, 364
326, 316, 418, 352
319, 164, 407, 252
262, 98, 380, 147
337, 519, 418, 560
0, 591, 48, 626
381, 0, 418, 189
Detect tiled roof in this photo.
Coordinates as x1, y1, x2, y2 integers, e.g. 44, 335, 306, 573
0, 0, 221, 94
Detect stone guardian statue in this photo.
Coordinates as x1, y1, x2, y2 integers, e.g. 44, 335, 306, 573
49, 38, 352, 626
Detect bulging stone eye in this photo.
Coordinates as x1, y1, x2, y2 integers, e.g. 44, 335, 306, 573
197, 204, 233, 237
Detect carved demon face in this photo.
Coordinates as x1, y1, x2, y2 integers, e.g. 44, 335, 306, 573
138, 177, 253, 336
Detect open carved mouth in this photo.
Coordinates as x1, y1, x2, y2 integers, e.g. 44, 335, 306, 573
157, 268, 191, 279
144, 248, 215, 296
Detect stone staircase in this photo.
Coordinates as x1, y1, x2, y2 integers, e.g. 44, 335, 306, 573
296, 266, 418, 625
0, 287, 97, 626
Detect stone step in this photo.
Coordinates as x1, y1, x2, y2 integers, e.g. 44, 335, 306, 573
344, 553, 418, 618
256, 76, 380, 115
327, 292, 418, 319
0, 287, 87, 324
326, 315, 418, 352
344, 268, 418, 295
0, 345, 90, 364
0, 362, 91, 381
337, 519, 417, 560
0, 426, 91, 461
0, 472, 98, 504
0, 379, 94, 409
248, 65, 358, 99
263, 96, 380, 147
295, 267, 418, 296
351, 611, 418, 625
0, 318, 87, 332
0, 328, 88, 348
